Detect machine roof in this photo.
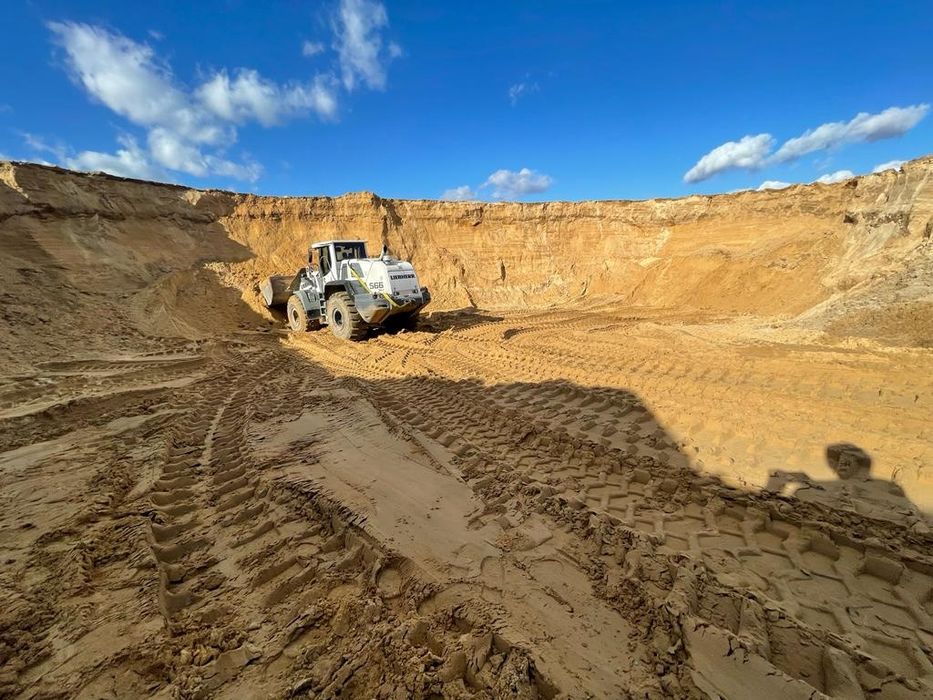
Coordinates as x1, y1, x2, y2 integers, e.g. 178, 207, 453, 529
310, 240, 367, 247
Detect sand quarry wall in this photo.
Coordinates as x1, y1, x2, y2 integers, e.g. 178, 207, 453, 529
217, 159, 932, 327
1, 157, 931, 358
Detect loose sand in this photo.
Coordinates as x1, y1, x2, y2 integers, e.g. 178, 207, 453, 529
1, 160, 932, 698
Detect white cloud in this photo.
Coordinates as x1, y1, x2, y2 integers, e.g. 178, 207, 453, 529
46, 17, 377, 183
334, 0, 398, 91
47, 21, 255, 182
64, 135, 164, 180
204, 154, 262, 182
302, 40, 325, 57
684, 134, 773, 183
146, 128, 262, 181
147, 127, 209, 176
482, 168, 553, 200
757, 180, 792, 191
22, 132, 68, 160
685, 104, 929, 184
508, 82, 539, 106
814, 169, 855, 184
846, 107, 928, 140
772, 105, 929, 163
440, 185, 477, 201
48, 21, 224, 145
197, 70, 337, 125
52, 20, 338, 134
873, 159, 906, 173
442, 167, 555, 201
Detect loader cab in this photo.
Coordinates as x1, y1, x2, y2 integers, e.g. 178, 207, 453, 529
308, 240, 368, 287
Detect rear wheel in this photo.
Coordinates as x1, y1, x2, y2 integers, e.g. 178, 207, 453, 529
327, 292, 367, 341
287, 295, 309, 332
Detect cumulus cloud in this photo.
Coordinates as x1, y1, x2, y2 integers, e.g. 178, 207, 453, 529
508, 81, 539, 106
48, 22, 224, 146
47, 21, 255, 179
147, 127, 207, 174
442, 167, 554, 201
683, 134, 773, 183
50, 21, 339, 136
334, 0, 399, 91
483, 168, 553, 200
772, 105, 929, 163
684, 104, 929, 184
302, 40, 325, 57
440, 185, 477, 201
873, 159, 906, 173
197, 70, 337, 125
144, 127, 258, 180
45, 9, 395, 184
64, 135, 165, 180
814, 169, 855, 184
757, 180, 792, 191
22, 132, 68, 160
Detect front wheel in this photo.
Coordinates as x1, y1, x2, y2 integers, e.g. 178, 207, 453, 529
327, 292, 368, 341
287, 295, 309, 332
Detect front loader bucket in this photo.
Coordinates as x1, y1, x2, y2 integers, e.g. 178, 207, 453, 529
260, 275, 295, 307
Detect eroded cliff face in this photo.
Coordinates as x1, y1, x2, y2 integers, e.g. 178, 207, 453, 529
1, 156, 931, 367
217, 159, 932, 323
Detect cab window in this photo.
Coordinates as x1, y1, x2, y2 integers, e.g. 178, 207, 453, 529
333, 242, 367, 261
318, 248, 331, 277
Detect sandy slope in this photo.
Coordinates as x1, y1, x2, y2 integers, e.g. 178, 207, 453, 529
1, 160, 932, 698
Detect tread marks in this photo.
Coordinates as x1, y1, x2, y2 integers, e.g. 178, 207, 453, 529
346, 374, 933, 693
277, 311, 933, 697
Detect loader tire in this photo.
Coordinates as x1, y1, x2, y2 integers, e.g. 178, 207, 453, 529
327, 292, 367, 341
287, 295, 309, 332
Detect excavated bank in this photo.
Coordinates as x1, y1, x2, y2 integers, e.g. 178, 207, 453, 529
0, 160, 931, 698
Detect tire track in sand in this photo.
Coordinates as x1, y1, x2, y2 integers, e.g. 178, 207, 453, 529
289, 313, 933, 699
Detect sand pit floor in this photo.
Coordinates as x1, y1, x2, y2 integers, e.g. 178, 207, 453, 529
2, 308, 932, 699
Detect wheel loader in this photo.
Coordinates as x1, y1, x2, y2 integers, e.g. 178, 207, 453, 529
260, 240, 431, 340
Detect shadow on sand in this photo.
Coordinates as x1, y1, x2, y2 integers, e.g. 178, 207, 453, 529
765, 442, 927, 528
321, 370, 933, 697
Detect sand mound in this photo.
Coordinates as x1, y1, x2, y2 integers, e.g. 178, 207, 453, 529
1, 159, 932, 698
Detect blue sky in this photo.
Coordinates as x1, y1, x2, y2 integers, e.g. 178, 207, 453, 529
1, 1, 931, 200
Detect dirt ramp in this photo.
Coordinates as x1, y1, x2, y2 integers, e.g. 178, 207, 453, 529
128, 267, 266, 339
0, 163, 263, 369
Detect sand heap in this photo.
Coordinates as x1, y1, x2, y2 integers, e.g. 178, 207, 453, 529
1, 159, 931, 699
